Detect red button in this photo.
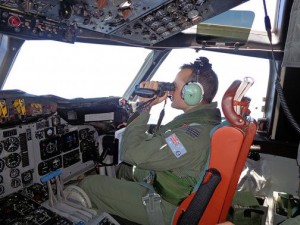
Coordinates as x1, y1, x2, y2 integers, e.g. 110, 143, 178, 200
8, 16, 21, 27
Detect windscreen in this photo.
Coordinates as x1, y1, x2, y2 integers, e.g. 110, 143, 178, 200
3, 40, 152, 99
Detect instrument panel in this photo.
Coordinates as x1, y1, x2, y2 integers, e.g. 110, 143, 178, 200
0, 90, 130, 199
0, 0, 246, 45
0, 114, 98, 198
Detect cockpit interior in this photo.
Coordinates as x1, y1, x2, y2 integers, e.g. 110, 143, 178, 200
1, 0, 300, 225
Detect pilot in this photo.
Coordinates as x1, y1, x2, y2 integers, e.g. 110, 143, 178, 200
79, 57, 222, 225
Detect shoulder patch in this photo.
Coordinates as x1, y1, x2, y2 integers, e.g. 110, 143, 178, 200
185, 126, 201, 138
165, 133, 187, 158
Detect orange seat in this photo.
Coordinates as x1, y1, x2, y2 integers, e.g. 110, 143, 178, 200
172, 78, 257, 225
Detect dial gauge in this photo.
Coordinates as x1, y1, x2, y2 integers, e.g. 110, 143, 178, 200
11, 178, 21, 188
46, 142, 56, 154
79, 129, 88, 140
5, 153, 21, 168
10, 168, 20, 178
4, 137, 20, 152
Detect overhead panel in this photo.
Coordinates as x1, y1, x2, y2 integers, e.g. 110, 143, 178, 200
0, 0, 247, 45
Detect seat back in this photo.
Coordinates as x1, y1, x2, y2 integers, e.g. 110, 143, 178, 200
173, 78, 257, 225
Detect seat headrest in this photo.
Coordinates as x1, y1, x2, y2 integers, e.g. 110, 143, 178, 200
221, 77, 254, 129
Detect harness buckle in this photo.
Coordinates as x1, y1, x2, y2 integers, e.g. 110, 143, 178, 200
142, 192, 161, 207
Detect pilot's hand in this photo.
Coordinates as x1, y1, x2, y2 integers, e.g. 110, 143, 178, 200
138, 81, 168, 108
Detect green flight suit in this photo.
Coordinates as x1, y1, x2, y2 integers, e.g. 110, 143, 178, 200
79, 102, 221, 225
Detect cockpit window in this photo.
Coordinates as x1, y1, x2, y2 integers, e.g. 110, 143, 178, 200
149, 49, 270, 125
3, 40, 152, 99
3, 41, 269, 126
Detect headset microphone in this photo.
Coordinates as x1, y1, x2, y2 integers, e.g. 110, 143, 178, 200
134, 82, 175, 98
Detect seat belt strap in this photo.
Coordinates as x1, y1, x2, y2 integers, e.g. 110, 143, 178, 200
142, 191, 165, 225
139, 171, 166, 225
177, 168, 221, 225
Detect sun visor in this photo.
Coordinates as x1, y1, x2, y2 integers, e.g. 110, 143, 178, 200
196, 10, 254, 48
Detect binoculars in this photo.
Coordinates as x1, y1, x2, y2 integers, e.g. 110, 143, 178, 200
134, 82, 175, 98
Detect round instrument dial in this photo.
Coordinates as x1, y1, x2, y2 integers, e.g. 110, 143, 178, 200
11, 178, 21, 188
79, 129, 88, 140
46, 142, 56, 154
22, 170, 33, 183
4, 137, 20, 152
10, 168, 20, 178
5, 153, 21, 168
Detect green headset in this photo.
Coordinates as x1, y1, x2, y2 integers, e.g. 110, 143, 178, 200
181, 57, 212, 106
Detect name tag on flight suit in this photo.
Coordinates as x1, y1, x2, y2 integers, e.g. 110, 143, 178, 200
165, 133, 187, 158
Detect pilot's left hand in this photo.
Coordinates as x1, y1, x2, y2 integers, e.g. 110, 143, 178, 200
138, 81, 168, 108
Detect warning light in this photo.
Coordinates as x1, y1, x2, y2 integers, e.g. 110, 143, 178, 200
8, 16, 21, 27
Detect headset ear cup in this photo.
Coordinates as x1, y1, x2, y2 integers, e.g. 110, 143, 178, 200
182, 82, 204, 106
